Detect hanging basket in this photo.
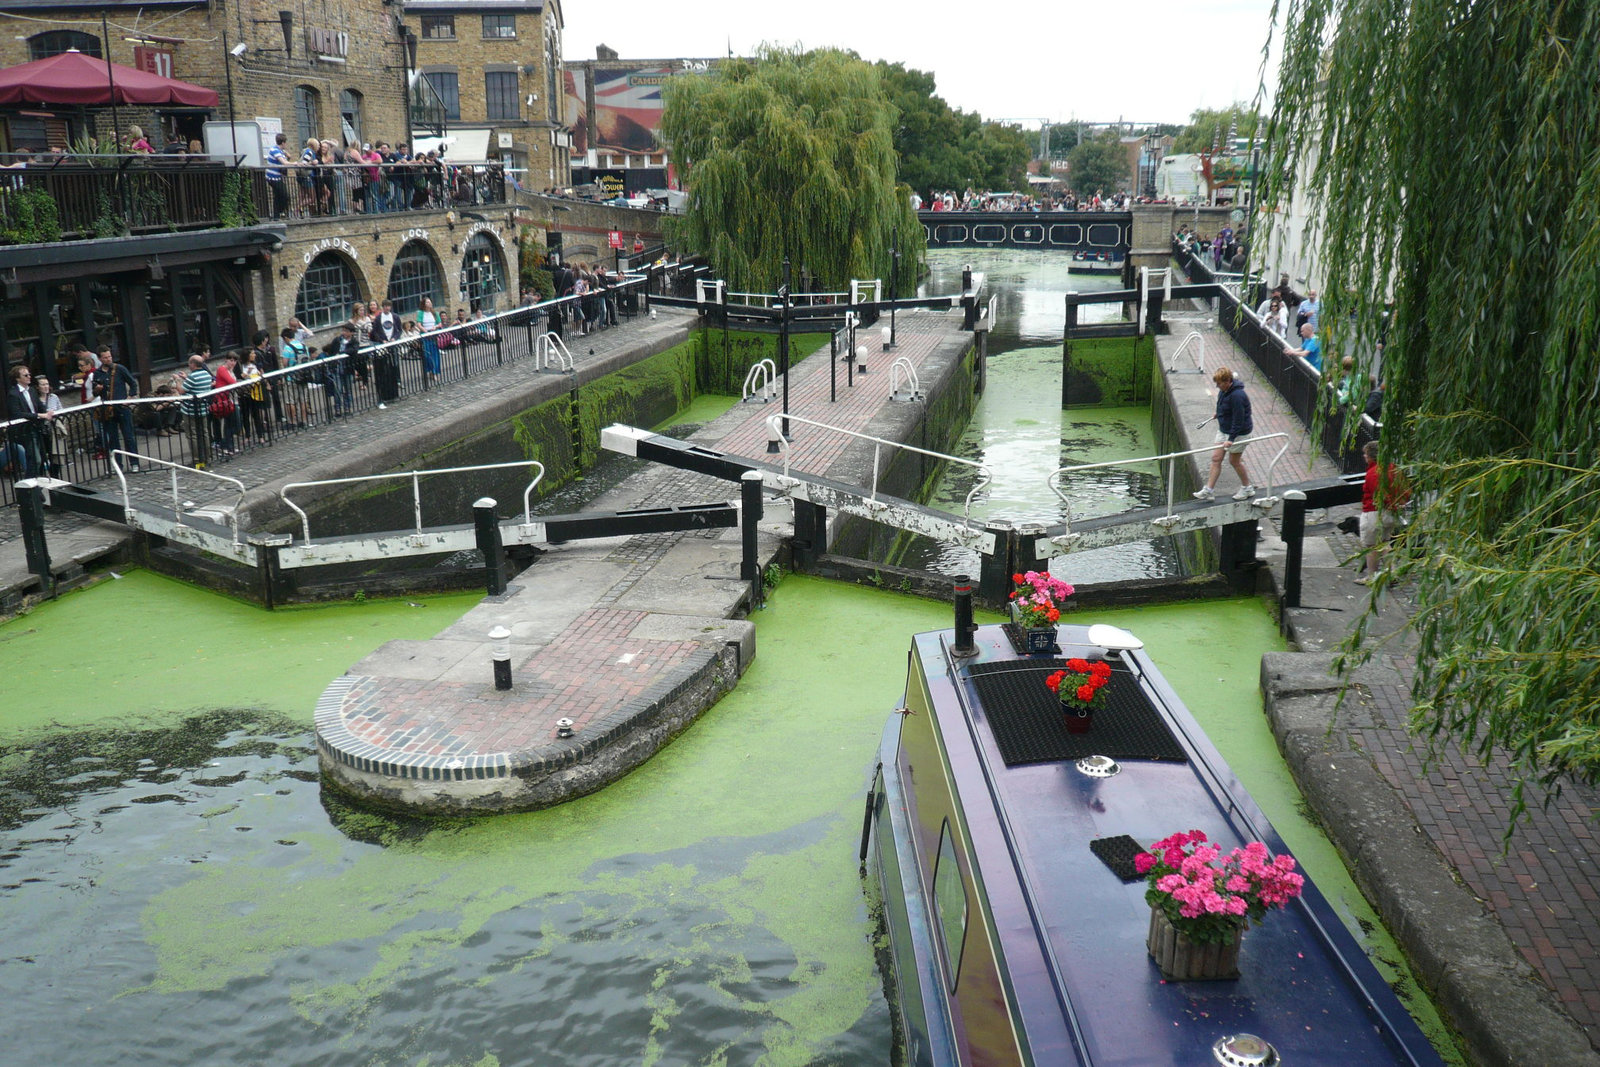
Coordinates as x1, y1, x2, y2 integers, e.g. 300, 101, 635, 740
1147, 907, 1242, 980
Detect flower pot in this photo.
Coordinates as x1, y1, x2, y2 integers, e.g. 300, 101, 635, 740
1061, 701, 1094, 733
1147, 907, 1242, 980
1009, 601, 1057, 653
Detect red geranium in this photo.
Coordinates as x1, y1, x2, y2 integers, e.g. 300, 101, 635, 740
1045, 658, 1113, 710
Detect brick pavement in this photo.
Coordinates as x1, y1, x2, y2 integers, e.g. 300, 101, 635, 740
315, 308, 976, 811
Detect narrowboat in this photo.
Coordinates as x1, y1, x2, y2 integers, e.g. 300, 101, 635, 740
863, 604, 1446, 1067
1067, 250, 1125, 275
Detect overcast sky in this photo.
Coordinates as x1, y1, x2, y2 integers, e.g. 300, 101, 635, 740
561, 0, 1282, 127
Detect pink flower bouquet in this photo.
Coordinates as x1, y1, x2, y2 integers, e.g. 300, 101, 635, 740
1134, 830, 1306, 944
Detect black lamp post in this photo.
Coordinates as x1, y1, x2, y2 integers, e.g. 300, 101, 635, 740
222, 29, 241, 163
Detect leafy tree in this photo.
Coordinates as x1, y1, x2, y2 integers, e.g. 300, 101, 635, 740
1171, 105, 1262, 155
1066, 133, 1127, 196
1261, 0, 1600, 819
661, 48, 924, 294
873, 61, 1032, 196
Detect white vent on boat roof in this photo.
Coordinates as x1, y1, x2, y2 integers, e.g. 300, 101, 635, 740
1086, 624, 1143, 652
1075, 755, 1120, 778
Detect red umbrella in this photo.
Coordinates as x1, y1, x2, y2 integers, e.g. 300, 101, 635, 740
0, 50, 218, 107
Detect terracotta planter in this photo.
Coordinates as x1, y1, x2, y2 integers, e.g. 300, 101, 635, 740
1061, 701, 1094, 733
1146, 907, 1242, 980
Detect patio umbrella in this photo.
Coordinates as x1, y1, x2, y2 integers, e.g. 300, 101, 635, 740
0, 50, 218, 107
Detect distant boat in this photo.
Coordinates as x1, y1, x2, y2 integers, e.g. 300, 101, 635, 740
863, 617, 1447, 1067
1068, 249, 1124, 275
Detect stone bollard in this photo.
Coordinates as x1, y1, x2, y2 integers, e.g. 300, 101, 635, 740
489, 625, 513, 690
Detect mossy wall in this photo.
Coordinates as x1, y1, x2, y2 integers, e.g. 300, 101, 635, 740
292, 330, 828, 537
1149, 357, 1218, 575
1063, 334, 1155, 408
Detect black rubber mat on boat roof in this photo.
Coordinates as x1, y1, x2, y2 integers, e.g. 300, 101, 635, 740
1091, 835, 1148, 883
966, 660, 1189, 766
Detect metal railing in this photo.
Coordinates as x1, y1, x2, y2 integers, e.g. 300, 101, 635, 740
888, 357, 923, 401
1045, 432, 1292, 540
533, 331, 574, 372
280, 460, 546, 545
765, 412, 991, 526
1166, 330, 1208, 374
0, 276, 648, 509
0, 155, 507, 243
741, 359, 779, 403
110, 450, 247, 546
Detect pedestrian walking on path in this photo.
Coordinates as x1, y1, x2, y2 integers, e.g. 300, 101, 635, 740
1193, 366, 1255, 501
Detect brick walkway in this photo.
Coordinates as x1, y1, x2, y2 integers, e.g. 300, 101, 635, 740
315, 308, 975, 807
1160, 311, 1600, 1050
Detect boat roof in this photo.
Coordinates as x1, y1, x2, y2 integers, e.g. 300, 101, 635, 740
913, 623, 1443, 1066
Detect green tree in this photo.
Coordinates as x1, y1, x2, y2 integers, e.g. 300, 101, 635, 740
1171, 105, 1262, 155
1261, 0, 1600, 819
963, 121, 1033, 192
1066, 133, 1127, 196
661, 47, 924, 293
873, 61, 1032, 196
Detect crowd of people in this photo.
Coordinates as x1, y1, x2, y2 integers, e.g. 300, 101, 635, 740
261, 132, 501, 221
914, 189, 1142, 212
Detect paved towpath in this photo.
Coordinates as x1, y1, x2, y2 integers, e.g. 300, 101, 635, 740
1158, 308, 1600, 1064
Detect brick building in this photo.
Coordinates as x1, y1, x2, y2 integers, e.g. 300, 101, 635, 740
403, 0, 570, 193
0, 0, 517, 385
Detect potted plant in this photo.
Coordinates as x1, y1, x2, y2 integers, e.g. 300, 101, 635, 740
1045, 658, 1112, 732
1008, 570, 1074, 653
1134, 830, 1305, 980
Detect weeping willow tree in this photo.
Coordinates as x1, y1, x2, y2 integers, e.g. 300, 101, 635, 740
1258, 1, 1600, 817
660, 47, 924, 294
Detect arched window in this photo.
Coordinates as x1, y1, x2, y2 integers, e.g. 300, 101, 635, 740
295, 252, 362, 330
461, 233, 507, 312
386, 242, 441, 316
340, 90, 362, 146
294, 86, 320, 148
29, 31, 101, 60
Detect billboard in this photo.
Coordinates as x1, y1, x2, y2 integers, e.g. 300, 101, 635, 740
565, 60, 719, 157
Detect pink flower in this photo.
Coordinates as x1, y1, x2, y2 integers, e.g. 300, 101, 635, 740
1134, 852, 1155, 874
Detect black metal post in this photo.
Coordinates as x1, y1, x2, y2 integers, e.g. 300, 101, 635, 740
17, 484, 54, 597
977, 520, 1013, 607
792, 499, 826, 571
474, 496, 508, 596
779, 258, 792, 441
952, 573, 976, 656
251, 534, 289, 609
1280, 490, 1306, 608
889, 227, 899, 350
830, 329, 837, 403
740, 470, 764, 607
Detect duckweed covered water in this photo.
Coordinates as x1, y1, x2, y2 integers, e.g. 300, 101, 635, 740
0, 574, 1456, 1064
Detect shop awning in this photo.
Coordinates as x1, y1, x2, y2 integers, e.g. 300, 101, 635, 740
0, 49, 218, 107
413, 128, 493, 162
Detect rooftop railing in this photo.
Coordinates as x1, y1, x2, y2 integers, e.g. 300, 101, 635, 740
0, 154, 506, 244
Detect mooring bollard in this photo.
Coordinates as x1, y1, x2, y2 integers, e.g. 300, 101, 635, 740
740, 470, 764, 608
489, 625, 513, 690
16, 482, 54, 597
474, 497, 508, 597
855, 343, 869, 375
952, 573, 977, 657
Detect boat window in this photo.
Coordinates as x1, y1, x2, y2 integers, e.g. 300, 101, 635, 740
932, 820, 968, 993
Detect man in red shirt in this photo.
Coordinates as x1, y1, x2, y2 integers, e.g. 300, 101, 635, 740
1357, 440, 1409, 584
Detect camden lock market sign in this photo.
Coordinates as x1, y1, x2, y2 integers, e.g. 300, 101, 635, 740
304, 237, 360, 266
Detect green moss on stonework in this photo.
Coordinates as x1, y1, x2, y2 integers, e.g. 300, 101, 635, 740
1063, 334, 1155, 408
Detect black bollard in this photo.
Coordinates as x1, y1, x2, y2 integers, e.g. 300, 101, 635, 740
952, 574, 977, 657
1280, 490, 1306, 608
474, 497, 508, 597
489, 625, 513, 690
977, 520, 1014, 607
740, 470, 764, 607
17, 483, 54, 597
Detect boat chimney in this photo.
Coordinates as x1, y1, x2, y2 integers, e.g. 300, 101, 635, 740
952, 574, 978, 657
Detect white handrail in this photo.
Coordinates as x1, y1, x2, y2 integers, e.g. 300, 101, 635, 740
110, 450, 247, 545
1167, 330, 1207, 374
741, 358, 779, 403
765, 412, 991, 526
533, 332, 574, 372
1044, 432, 1292, 540
281, 460, 545, 545
888, 356, 922, 400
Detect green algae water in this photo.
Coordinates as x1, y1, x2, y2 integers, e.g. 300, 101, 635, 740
0, 574, 1457, 1064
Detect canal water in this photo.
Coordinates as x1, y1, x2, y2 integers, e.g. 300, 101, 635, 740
0, 253, 1460, 1063
899, 250, 1179, 582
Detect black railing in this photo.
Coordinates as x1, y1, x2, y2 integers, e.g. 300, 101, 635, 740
1173, 240, 1374, 473
0, 276, 646, 507
0, 155, 507, 244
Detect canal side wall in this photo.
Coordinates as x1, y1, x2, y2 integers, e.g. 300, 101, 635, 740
826, 334, 982, 563
1149, 352, 1219, 577
268, 328, 828, 540
1062, 334, 1155, 408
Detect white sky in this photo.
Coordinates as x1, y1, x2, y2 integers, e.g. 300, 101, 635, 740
560, 0, 1282, 127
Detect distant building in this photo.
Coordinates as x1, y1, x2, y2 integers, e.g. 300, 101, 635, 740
403, 0, 571, 192
563, 46, 721, 196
